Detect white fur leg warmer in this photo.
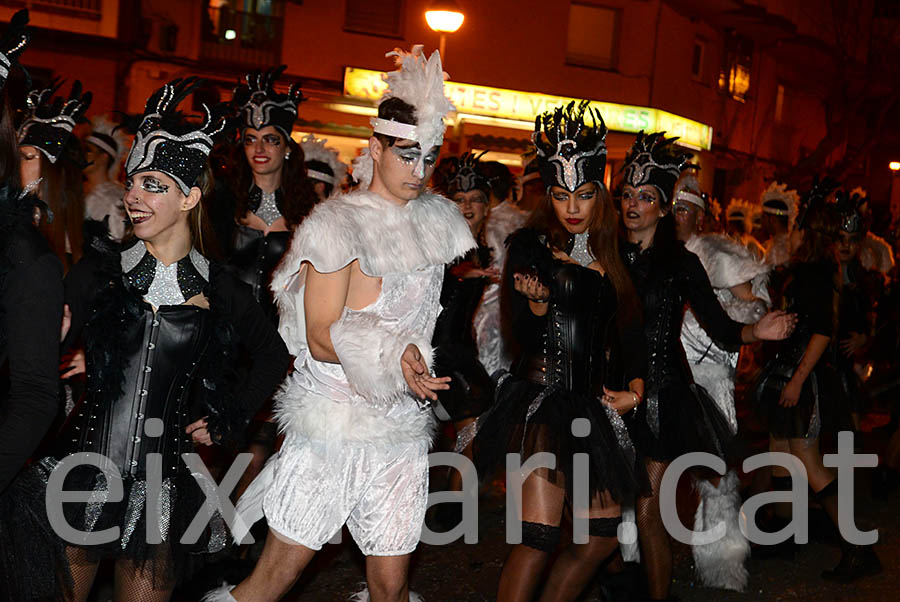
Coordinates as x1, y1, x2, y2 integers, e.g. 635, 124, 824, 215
330, 309, 433, 406
691, 471, 750, 592
201, 582, 237, 602
349, 585, 424, 601
619, 503, 641, 562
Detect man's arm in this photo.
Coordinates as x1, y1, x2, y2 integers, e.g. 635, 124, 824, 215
304, 261, 351, 363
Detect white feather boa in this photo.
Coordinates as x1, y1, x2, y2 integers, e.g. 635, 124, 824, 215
692, 471, 750, 592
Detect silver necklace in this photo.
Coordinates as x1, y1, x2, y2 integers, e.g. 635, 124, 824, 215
570, 231, 594, 267
255, 190, 281, 226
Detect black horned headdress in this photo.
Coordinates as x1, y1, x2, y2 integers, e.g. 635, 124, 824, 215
532, 100, 608, 192
795, 174, 839, 231
18, 80, 91, 164
832, 187, 867, 234
124, 77, 226, 196
621, 131, 693, 205
447, 151, 491, 196
0, 9, 29, 91
232, 65, 304, 139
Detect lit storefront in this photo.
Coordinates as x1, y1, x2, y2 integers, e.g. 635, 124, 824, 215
296, 67, 714, 182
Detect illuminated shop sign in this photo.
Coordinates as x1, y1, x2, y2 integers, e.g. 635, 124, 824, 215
343, 67, 712, 150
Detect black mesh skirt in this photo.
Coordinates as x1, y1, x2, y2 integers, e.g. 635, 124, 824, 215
473, 372, 648, 504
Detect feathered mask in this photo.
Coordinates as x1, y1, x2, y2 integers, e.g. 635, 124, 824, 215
300, 134, 347, 187
123, 77, 226, 196
796, 175, 839, 231
232, 65, 304, 139
532, 100, 607, 192
86, 114, 130, 180
0, 9, 29, 90
760, 181, 799, 230
18, 80, 92, 164
447, 151, 491, 196
621, 132, 693, 205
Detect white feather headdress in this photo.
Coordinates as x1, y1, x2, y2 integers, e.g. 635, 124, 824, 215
354, 44, 454, 189
86, 114, 129, 180
674, 172, 705, 210
725, 198, 756, 228
760, 181, 799, 230
300, 134, 347, 187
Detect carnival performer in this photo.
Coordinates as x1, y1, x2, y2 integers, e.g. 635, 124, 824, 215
212, 46, 474, 602
760, 181, 798, 268
724, 197, 765, 259
0, 12, 68, 600
300, 134, 347, 201
223, 66, 319, 499
470, 101, 648, 602
430, 151, 496, 530
619, 132, 794, 601
674, 173, 771, 591
473, 159, 526, 376
82, 115, 128, 241
756, 177, 881, 581
18, 79, 91, 270
18, 78, 289, 602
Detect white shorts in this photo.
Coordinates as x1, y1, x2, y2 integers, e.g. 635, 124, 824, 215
262, 435, 429, 556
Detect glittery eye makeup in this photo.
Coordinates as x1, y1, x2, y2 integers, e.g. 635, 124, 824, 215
142, 177, 169, 194
391, 145, 439, 167
243, 134, 282, 147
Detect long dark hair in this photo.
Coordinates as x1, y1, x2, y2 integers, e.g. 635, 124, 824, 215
0, 95, 18, 185
231, 134, 319, 228
523, 182, 639, 324
36, 147, 84, 267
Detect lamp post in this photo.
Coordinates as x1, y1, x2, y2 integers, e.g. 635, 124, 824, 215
890, 162, 900, 225
425, 0, 465, 63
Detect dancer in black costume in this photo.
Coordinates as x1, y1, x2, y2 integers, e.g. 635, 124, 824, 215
756, 179, 881, 581
474, 101, 648, 602
618, 132, 794, 601
18, 78, 289, 602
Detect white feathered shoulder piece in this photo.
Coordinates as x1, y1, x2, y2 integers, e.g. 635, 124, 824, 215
300, 134, 347, 187
271, 189, 475, 300
760, 181, 799, 231
86, 114, 130, 180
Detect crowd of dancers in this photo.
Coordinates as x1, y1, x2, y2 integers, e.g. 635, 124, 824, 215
1, 8, 899, 602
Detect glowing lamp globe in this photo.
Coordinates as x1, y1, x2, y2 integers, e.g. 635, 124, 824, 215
890, 161, 900, 171
426, 1, 464, 33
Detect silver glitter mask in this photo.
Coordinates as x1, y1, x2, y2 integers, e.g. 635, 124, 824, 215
533, 100, 608, 193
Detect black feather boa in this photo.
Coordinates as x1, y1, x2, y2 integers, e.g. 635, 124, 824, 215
82, 245, 245, 448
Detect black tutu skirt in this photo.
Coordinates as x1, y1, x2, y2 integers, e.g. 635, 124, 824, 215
626, 382, 742, 465
755, 357, 850, 440
433, 341, 494, 423
473, 373, 648, 504
7, 456, 226, 596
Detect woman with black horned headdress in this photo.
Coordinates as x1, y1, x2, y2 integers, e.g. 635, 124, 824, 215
756, 178, 881, 581
618, 132, 795, 601
471, 101, 648, 602
18, 80, 91, 271
429, 151, 496, 530
16, 78, 289, 602
221, 66, 319, 500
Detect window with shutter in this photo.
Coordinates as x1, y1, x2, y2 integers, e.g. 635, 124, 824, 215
344, 0, 405, 38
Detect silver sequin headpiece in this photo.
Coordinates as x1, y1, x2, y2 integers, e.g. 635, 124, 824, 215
532, 100, 607, 193
621, 132, 693, 205
447, 151, 491, 196
233, 65, 304, 139
18, 80, 91, 164
124, 77, 226, 196
833, 188, 867, 234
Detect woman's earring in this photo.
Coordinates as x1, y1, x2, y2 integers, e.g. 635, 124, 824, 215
284, 152, 291, 160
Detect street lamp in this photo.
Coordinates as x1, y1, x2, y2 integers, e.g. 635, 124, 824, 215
890, 161, 900, 171
425, 0, 465, 63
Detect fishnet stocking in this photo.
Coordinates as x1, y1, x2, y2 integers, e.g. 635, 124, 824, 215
63, 547, 99, 602
636, 459, 671, 600
113, 557, 174, 602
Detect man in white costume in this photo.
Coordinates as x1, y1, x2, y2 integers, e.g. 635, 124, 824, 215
675, 175, 770, 592
206, 46, 474, 602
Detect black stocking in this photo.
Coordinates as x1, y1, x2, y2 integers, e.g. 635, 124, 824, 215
636, 459, 671, 600
539, 534, 619, 602
113, 556, 174, 602
63, 547, 99, 602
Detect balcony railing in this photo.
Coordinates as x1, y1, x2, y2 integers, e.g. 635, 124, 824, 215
0, 0, 101, 20
201, 7, 283, 66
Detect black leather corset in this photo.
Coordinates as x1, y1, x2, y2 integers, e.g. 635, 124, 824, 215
433, 273, 487, 349
627, 251, 690, 392
518, 263, 615, 394
229, 225, 290, 322
66, 305, 213, 478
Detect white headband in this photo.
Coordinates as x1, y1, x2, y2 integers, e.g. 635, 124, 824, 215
86, 134, 117, 160
307, 169, 338, 186
675, 189, 705, 210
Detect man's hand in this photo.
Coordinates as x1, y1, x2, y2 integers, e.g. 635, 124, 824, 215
186, 417, 213, 446
401, 344, 449, 401
840, 332, 867, 356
